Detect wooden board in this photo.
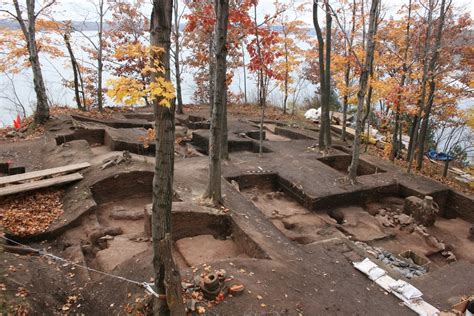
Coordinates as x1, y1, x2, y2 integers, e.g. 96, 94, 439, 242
0, 162, 90, 186
0, 173, 83, 197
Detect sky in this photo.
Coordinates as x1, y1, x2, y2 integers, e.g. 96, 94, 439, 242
51, 0, 474, 25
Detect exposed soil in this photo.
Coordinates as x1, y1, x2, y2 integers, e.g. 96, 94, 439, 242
0, 105, 473, 315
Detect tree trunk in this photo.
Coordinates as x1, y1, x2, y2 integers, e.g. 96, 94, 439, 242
347, 0, 379, 183
341, 0, 356, 142
203, 0, 229, 205
283, 41, 289, 114
208, 34, 215, 113
150, 1, 185, 315
313, 0, 327, 151
407, 0, 434, 173
323, 1, 332, 148
97, 0, 104, 112
221, 93, 229, 160
13, 0, 49, 124
241, 44, 248, 104
173, 0, 184, 114
390, 111, 400, 161
415, 0, 447, 170
64, 33, 83, 110
390, 0, 412, 161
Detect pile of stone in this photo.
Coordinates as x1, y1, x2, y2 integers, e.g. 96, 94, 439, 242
355, 241, 427, 279
101, 151, 132, 169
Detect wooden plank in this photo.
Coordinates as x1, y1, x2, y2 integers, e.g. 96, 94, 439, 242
0, 173, 83, 197
0, 162, 90, 186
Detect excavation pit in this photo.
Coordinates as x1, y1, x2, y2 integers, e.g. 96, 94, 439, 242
318, 155, 386, 176
227, 173, 343, 244
191, 131, 272, 155
55, 127, 155, 156
171, 209, 269, 268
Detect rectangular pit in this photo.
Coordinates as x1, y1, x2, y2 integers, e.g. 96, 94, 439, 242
318, 155, 386, 176
227, 173, 343, 245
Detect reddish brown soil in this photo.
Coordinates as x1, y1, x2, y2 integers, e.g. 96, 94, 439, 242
0, 105, 472, 315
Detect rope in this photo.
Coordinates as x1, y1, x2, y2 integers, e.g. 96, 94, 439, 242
0, 235, 166, 299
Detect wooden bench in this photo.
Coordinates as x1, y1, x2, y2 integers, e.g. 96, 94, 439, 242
0, 173, 83, 197
0, 162, 90, 187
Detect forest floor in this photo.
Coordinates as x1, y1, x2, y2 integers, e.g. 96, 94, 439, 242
0, 104, 473, 315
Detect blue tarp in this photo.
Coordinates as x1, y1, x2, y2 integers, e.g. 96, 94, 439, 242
426, 149, 453, 161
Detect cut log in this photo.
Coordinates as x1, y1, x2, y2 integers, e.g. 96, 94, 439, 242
0, 162, 90, 186
0, 173, 83, 197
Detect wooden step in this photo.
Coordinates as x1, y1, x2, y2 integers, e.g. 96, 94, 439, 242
0, 173, 83, 197
0, 162, 90, 186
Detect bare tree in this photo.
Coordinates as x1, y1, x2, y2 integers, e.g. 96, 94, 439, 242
347, 0, 380, 183
2, 0, 55, 124
203, 0, 230, 204
313, 0, 332, 151
341, 0, 356, 142
172, 0, 185, 114
150, 0, 185, 314
0, 73, 28, 118
63, 22, 86, 111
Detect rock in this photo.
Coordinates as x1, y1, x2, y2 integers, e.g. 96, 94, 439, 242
6, 130, 16, 138
375, 214, 394, 227
398, 214, 414, 226
379, 209, 387, 217
426, 235, 445, 251
230, 180, 240, 192
251, 195, 258, 202
441, 250, 457, 262
404, 196, 438, 227
103, 227, 123, 236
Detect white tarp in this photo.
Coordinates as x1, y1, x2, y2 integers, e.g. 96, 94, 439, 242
353, 258, 440, 316
304, 108, 321, 121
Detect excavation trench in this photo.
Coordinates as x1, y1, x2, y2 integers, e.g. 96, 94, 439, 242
227, 173, 474, 274
75, 171, 268, 276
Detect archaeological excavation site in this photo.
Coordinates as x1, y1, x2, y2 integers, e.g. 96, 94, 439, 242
0, 105, 472, 315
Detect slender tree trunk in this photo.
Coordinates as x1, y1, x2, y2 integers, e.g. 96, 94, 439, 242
415, 0, 447, 170
150, 1, 185, 315
283, 40, 289, 114
341, 0, 356, 142
323, 1, 332, 148
390, 112, 400, 161
407, 0, 435, 173
203, 0, 229, 205
64, 33, 83, 110
341, 66, 350, 141
313, 0, 327, 150
173, 0, 184, 114
390, 0, 412, 161
348, 0, 379, 183
407, 115, 418, 160
97, 0, 104, 112
241, 44, 248, 104
13, 0, 50, 124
